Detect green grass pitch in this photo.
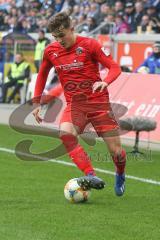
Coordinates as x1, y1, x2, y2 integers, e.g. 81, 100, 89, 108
0, 124, 160, 240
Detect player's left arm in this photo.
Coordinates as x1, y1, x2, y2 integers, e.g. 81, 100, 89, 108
91, 39, 121, 92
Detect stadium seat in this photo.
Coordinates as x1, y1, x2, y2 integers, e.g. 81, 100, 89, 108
26, 73, 38, 101
20, 79, 29, 104
26, 68, 56, 101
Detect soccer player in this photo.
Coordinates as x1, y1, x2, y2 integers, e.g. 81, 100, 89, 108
33, 12, 126, 196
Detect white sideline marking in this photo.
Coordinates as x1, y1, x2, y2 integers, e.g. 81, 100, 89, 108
0, 147, 160, 186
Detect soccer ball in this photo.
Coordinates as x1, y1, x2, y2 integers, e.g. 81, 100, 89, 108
137, 66, 149, 74
64, 178, 91, 203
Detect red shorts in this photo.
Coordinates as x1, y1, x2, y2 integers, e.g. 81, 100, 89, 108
60, 98, 119, 135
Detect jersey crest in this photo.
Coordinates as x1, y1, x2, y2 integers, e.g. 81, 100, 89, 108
76, 47, 84, 55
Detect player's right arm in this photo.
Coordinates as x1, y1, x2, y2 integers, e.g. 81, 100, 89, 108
34, 49, 52, 101
33, 49, 52, 123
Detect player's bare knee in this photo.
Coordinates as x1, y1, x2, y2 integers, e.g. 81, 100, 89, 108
107, 144, 121, 156
59, 122, 78, 137
59, 130, 78, 138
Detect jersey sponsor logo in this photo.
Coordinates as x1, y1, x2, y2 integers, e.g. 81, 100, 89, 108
55, 61, 84, 71
101, 47, 110, 56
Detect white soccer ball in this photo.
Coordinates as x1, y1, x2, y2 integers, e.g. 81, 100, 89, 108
137, 66, 150, 74
64, 178, 91, 203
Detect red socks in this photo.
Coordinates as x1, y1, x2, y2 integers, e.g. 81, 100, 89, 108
60, 134, 126, 176
60, 134, 95, 176
112, 149, 126, 175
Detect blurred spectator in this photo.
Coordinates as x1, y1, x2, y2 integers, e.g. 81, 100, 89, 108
95, 0, 106, 4
0, 52, 4, 74
98, 3, 112, 23
79, 5, 85, 15
40, 0, 54, 10
7, 16, 21, 33
81, 0, 90, 7
0, 10, 5, 31
45, 7, 55, 19
71, 17, 78, 28
62, 0, 76, 10
54, 0, 65, 13
114, 1, 124, 14
37, 17, 49, 33
27, 8, 39, 32
139, 14, 150, 32
78, 16, 97, 34
0, 1, 10, 11
64, 5, 73, 16
9, 7, 18, 17
84, 5, 91, 17
145, 5, 158, 19
2, 15, 10, 31
0, 50, 13, 100
28, 0, 42, 11
16, 0, 24, 8
87, 2, 100, 20
136, 42, 160, 74
145, 0, 160, 11
71, 4, 80, 19
75, 14, 86, 32
20, 19, 31, 34
0, 0, 159, 34
115, 13, 130, 33
100, 13, 115, 34
77, 14, 86, 25
134, 2, 144, 28
1, 53, 30, 103
149, 17, 160, 33
34, 30, 50, 72
124, 1, 136, 32
5, 51, 14, 63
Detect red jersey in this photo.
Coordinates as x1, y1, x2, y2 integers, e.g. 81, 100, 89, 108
34, 35, 121, 103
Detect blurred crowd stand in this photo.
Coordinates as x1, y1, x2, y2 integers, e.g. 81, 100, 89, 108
0, 0, 160, 103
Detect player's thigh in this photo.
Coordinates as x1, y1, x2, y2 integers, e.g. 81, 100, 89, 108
89, 110, 122, 153
60, 105, 87, 136
89, 110, 119, 136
